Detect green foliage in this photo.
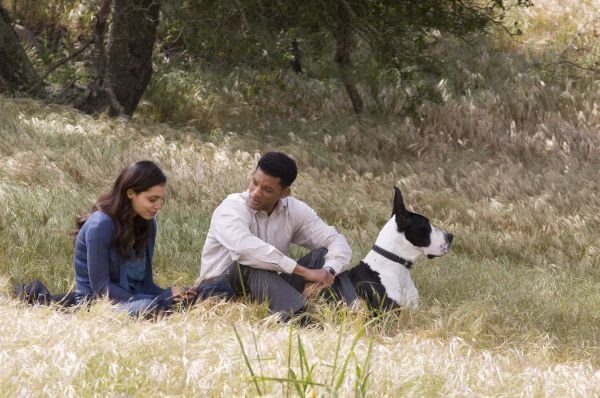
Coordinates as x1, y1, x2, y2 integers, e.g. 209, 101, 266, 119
4, 0, 74, 31
3, 0, 95, 49
234, 320, 373, 397
155, 0, 534, 114
5, 0, 535, 115
160, 0, 290, 68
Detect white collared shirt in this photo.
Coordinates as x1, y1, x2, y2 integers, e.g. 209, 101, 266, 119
198, 191, 352, 282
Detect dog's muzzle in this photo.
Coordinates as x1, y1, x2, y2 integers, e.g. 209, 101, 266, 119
427, 233, 454, 259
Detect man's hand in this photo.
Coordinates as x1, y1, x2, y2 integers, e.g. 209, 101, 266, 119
170, 286, 198, 302
293, 264, 334, 287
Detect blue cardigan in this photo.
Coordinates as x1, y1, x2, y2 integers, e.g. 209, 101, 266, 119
74, 211, 167, 302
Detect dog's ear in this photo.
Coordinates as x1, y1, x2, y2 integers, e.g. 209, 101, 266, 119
392, 187, 410, 231
392, 186, 406, 216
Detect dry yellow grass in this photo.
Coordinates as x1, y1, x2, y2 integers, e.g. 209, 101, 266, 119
0, 299, 598, 397
1, 92, 598, 396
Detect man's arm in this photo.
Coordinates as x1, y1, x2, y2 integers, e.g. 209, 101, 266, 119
210, 200, 297, 273
292, 263, 335, 286
290, 200, 352, 275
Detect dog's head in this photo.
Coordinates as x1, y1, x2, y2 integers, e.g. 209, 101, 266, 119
351, 187, 454, 312
392, 187, 453, 259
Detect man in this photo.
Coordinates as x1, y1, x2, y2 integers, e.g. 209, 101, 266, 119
196, 151, 356, 320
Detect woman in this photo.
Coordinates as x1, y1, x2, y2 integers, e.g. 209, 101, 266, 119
73, 160, 196, 315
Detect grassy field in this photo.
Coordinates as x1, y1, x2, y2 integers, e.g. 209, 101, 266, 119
1, 1, 599, 396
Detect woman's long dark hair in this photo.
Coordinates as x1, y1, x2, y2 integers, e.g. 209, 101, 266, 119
76, 160, 167, 258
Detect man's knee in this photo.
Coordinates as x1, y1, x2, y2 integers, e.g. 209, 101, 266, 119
239, 266, 305, 311
297, 247, 328, 269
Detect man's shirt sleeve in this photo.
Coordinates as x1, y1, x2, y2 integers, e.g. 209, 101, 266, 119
290, 200, 352, 274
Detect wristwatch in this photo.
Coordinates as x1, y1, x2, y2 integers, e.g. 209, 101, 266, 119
323, 266, 336, 276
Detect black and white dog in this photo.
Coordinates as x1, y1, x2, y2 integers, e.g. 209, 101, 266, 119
346, 187, 453, 312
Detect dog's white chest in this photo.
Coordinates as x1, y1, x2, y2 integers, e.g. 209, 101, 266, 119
363, 251, 419, 309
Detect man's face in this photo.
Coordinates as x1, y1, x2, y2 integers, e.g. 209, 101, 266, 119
248, 168, 290, 213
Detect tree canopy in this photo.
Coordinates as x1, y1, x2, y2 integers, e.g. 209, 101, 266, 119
0, 0, 532, 116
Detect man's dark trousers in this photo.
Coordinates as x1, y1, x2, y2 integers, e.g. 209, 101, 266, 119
201, 248, 357, 319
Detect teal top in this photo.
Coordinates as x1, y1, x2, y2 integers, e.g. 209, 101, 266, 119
124, 250, 147, 290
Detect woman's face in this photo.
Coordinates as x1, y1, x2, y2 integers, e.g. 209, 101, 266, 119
127, 184, 166, 220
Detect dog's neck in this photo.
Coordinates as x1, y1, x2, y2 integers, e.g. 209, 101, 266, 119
361, 217, 420, 308
365, 217, 423, 264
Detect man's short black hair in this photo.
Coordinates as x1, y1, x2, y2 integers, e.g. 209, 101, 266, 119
257, 152, 298, 188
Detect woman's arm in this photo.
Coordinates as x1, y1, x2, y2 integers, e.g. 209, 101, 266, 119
143, 218, 169, 295
85, 219, 137, 302
142, 219, 195, 301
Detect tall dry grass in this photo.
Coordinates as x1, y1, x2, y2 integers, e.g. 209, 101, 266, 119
1, 91, 598, 395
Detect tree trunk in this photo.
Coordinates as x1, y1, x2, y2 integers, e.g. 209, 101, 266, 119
0, 5, 42, 94
291, 38, 302, 74
106, 0, 160, 116
73, 0, 117, 114
334, 2, 363, 115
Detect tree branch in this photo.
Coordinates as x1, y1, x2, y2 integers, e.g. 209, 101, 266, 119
31, 38, 94, 89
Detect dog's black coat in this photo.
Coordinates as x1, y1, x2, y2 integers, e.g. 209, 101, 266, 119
347, 261, 397, 311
